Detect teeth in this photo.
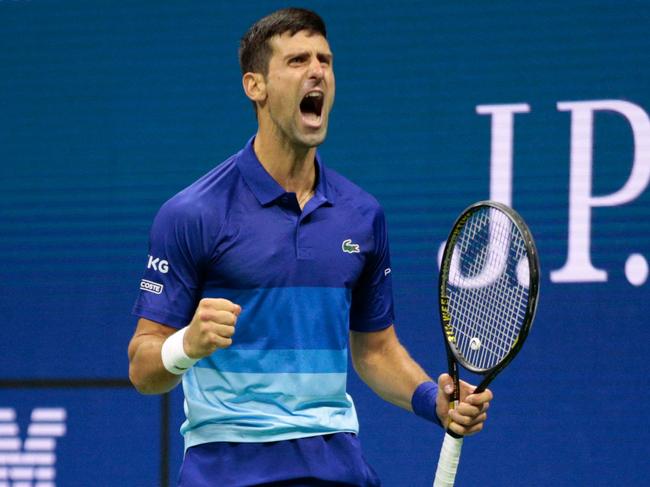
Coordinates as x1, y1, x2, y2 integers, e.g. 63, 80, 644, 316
306, 92, 323, 98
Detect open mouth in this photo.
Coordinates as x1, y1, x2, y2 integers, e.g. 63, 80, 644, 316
299, 91, 324, 126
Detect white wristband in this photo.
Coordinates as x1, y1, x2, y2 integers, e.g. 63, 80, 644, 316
161, 327, 198, 375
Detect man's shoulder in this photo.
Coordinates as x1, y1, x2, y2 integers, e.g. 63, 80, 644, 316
156, 153, 241, 224
323, 165, 383, 213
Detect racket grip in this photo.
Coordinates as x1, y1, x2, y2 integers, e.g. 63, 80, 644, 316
433, 432, 464, 487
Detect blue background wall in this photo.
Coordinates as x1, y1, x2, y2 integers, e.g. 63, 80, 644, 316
1, 1, 649, 485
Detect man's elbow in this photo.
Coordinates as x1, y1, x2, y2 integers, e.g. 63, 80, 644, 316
129, 364, 162, 395
351, 347, 382, 379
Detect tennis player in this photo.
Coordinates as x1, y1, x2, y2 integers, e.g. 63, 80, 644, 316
128, 8, 492, 486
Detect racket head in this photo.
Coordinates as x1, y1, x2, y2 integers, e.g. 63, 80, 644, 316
438, 201, 540, 382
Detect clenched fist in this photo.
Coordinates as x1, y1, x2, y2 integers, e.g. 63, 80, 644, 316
183, 298, 241, 359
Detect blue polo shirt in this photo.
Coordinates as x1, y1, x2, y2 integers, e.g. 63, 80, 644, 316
133, 137, 394, 450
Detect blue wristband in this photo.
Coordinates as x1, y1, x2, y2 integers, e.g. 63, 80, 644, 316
411, 381, 443, 427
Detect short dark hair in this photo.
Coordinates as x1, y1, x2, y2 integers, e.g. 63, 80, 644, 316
239, 8, 327, 76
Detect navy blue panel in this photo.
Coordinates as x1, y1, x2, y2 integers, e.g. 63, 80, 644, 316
131, 139, 393, 330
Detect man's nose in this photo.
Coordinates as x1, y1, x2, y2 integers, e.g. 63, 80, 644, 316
308, 57, 325, 80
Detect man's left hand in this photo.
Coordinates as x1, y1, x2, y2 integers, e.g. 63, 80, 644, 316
436, 373, 493, 436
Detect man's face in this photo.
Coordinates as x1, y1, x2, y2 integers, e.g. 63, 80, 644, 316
262, 30, 335, 149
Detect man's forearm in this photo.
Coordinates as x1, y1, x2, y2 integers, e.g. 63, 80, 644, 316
128, 321, 183, 395
350, 327, 432, 411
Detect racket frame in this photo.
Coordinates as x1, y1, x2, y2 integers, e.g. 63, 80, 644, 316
438, 200, 540, 398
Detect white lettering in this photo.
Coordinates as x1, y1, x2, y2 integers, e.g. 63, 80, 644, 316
0, 408, 65, 486
147, 255, 169, 274
476, 103, 531, 206
438, 105, 531, 284
140, 279, 164, 295
448, 208, 510, 289
551, 100, 650, 282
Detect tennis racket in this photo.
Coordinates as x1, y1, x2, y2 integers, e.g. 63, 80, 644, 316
433, 200, 540, 487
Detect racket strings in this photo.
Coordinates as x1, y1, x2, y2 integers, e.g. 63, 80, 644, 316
447, 208, 529, 371
460, 219, 526, 367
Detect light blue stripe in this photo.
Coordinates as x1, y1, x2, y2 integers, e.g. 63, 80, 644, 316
186, 367, 349, 400
182, 405, 359, 446
196, 349, 348, 373
181, 368, 359, 445
201, 287, 351, 350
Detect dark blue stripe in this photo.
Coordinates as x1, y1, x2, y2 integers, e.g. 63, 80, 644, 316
201, 287, 351, 350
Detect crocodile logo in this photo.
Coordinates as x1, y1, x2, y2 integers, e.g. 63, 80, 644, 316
342, 239, 360, 254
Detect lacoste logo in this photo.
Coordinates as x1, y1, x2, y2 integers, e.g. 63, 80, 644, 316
342, 239, 360, 254
140, 279, 164, 295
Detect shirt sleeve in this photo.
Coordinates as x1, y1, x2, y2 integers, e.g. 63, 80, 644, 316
132, 197, 206, 329
349, 205, 395, 332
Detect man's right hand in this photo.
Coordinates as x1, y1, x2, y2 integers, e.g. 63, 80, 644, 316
183, 298, 241, 359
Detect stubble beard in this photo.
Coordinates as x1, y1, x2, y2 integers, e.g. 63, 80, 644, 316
271, 112, 329, 150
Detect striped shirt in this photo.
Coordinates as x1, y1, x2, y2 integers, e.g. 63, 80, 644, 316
133, 137, 394, 448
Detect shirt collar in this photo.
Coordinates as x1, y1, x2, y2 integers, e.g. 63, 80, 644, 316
236, 136, 334, 206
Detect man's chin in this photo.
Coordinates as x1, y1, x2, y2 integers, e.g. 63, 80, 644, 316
297, 127, 328, 148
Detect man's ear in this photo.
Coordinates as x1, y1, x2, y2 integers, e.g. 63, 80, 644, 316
242, 72, 266, 104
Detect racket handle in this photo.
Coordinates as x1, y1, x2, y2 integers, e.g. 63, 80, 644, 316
433, 432, 464, 487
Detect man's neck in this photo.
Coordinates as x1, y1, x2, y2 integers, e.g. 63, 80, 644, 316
253, 129, 317, 195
